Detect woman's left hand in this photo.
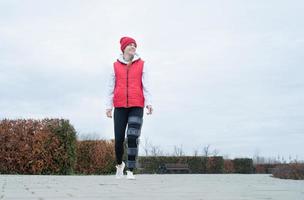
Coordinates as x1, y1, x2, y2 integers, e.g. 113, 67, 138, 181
146, 105, 153, 115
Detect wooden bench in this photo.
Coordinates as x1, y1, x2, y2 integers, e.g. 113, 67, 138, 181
160, 163, 191, 174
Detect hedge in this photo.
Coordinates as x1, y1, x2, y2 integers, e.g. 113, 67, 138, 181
233, 158, 254, 174
137, 156, 224, 174
272, 163, 304, 180
0, 119, 77, 175
75, 139, 116, 174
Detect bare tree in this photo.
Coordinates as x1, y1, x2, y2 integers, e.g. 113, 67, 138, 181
150, 145, 164, 156
211, 148, 219, 156
139, 137, 165, 156
193, 148, 199, 157
202, 144, 210, 157
142, 136, 152, 156
253, 149, 261, 165
201, 144, 220, 157
173, 144, 184, 156
252, 149, 268, 165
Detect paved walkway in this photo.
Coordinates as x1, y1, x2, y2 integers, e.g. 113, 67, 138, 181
0, 174, 303, 200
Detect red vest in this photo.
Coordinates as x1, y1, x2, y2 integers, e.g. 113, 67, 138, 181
113, 59, 145, 108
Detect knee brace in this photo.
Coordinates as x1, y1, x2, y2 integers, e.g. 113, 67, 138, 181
127, 116, 143, 145
127, 160, 137, 169
125, 137, 140, 154
126, 116, 143, 137
126, 116, 143, 169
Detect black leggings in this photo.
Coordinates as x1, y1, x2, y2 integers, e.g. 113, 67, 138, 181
114, 106, 143, 171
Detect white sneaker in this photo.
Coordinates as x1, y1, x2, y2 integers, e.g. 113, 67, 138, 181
115, 161, 125, 179
126, 170, 135, 180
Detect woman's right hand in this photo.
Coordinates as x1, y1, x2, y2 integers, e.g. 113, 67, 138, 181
106, 109, 113, 118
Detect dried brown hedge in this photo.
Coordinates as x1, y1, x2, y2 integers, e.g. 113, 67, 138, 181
254, 164, 278, 174
272, 163, 304, 180
75, 139, 115, 174
224, 159, 235, 173
0, 118, 76, 174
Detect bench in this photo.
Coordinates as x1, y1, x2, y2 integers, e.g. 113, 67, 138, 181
159, 163, 191, 174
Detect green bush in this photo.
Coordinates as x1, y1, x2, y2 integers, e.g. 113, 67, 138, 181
48, 119, 77, 175
137, 156, 221, 174
233, 158, 254, 174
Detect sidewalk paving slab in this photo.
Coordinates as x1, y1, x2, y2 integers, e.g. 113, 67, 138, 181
0, 174, 303, 200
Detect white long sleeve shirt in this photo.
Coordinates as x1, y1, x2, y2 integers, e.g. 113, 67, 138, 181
105, 53, 152, 110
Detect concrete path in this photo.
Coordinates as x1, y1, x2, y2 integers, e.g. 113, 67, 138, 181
0, 174, 303, 200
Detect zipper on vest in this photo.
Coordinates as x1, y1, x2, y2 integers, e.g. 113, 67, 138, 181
126, 66, 129, 107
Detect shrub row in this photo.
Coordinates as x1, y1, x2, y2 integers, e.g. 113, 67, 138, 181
0, 119, 76, 174
136, 156, 254, 174
137, 156, 225, 174
233, 158, 254, 173
272, 163, 304, 180
0, 119, 278, 175
75, 139, 115, 174
254, 164, 278, 174
0, 119, 118, 175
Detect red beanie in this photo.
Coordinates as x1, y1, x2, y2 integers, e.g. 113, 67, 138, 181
120, 36, 137, 52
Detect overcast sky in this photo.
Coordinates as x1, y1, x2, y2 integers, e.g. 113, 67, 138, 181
1, 0, 303, 160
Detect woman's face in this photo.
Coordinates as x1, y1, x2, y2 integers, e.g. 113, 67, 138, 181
124, 43, 136, 56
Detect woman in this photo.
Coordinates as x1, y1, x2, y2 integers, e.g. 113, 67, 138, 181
105, 36, 153, 180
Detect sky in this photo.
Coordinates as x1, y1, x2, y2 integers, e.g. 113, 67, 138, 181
1, 0, 303, 160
